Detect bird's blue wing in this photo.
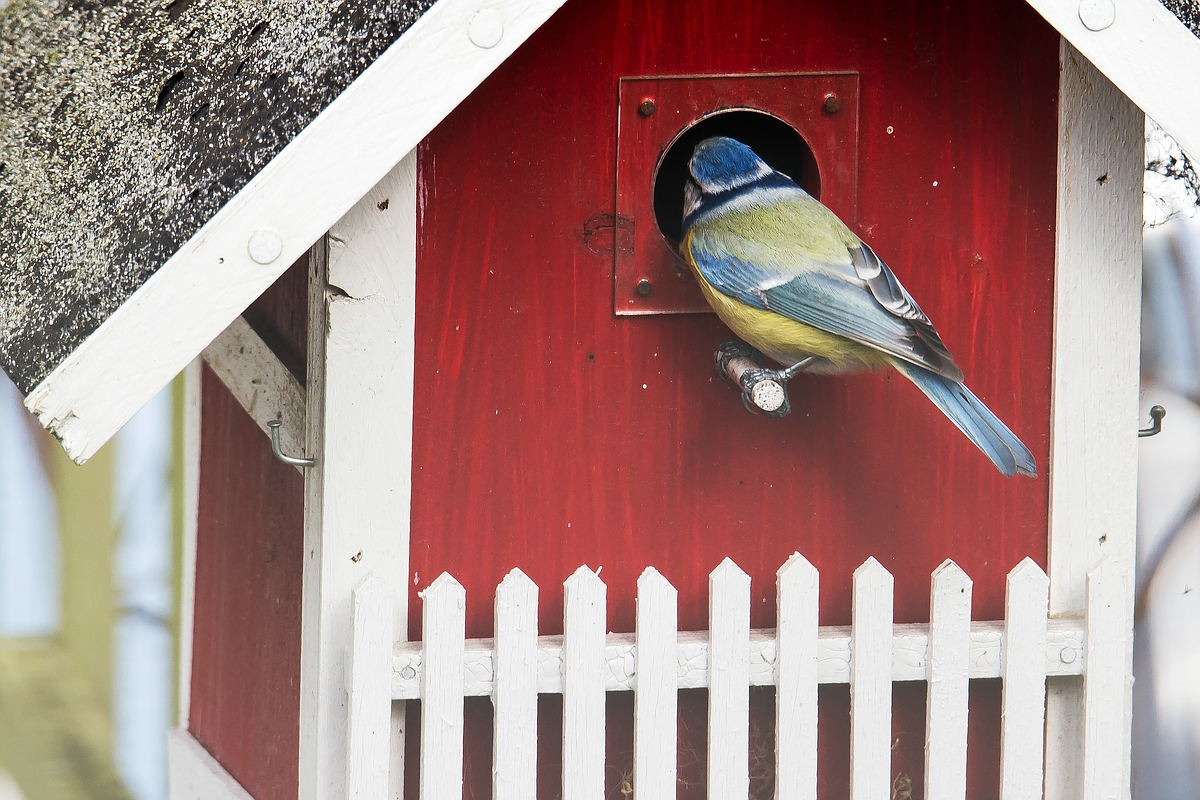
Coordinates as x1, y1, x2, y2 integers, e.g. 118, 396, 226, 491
689, 226, 963, 382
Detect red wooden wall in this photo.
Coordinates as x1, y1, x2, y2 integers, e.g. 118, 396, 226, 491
190, 259, 307, 800
409, 0, 1059, 797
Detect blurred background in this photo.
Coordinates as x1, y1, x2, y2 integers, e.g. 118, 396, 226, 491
0, 121, 1198, 799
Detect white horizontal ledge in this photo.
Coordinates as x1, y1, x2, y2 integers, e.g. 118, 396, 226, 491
392, 618, 1084, 699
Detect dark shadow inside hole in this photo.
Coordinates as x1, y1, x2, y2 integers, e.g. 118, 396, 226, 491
652, 110, 820, 248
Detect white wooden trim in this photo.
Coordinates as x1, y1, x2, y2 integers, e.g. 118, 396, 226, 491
775, 553, 819, 800
1082, 558, 1129, 800
300, 152, 418, 800
23, 0, 569, 464
493, 569, 539, 800
849, 558, 893, 800
708, 558, 751, 800
177, 357, 202, 729
1044, 38, 1142, 800
999, 559, 1050, 800
633, 568, 677, 799
924, 560, 972, 800
390, 618, 1089, 699
201, 315, 306, 467
168, 728, 254, 800
419, 574, 467, 800
1023, 0, 1200, 162
561, 566, 606, 800
347, 574, 395, 800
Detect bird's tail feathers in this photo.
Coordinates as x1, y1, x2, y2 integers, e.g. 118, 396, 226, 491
893, 361, 1037, 478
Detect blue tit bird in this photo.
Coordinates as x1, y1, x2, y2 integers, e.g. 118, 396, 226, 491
681, 136, 1036, 478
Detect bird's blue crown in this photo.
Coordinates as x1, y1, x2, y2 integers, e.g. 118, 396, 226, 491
688, 137, 773, 194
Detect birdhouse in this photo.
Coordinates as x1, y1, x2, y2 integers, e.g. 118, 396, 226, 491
2, 0, 1197, 797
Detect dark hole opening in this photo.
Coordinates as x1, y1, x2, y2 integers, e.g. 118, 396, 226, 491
652, 110, 820, 248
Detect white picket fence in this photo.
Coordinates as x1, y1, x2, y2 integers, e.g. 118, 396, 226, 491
345, 554, 1128, 800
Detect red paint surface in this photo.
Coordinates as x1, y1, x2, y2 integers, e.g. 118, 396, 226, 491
411, 0, 1058, 795
191, 367, 304, 799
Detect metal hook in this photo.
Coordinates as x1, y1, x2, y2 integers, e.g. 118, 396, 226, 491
266, 419, 317, 467
1138, 405, 1166, 438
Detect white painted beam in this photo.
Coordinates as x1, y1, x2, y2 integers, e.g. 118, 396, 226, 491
201, 315, 306, 467
168, 728, 254, 800
1044, 39, 1142, 800
1024, 0, 1200, 163
300, 152, 417, 800
25, 0, 570, 463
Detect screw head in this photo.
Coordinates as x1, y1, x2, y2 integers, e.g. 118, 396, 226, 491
823, 94, 841, 115
1059, 646, 1078, 664
638, 99, 657, 117
401, 665, 416, 680
635, 279, 653, 296
247, 229, 283, 264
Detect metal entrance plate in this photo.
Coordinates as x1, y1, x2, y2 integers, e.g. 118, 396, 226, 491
615, 73, 860, 315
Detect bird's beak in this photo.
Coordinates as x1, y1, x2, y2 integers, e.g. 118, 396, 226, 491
683, 178, 702, 223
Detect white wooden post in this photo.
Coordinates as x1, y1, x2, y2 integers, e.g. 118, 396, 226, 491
775, 552, 819, 800
634, 567, 678, 799
999, 558, 1050, 800
563, 566, 606, 800
924, 560, 972, 800
420, 574, 466, 800
708, 558, 751, 800
1044, 39, 1142, 800
1083, 558, 1129, 800
300, 152, 417, 800
348, 574, 395, 800
493, 569, 539, 800
850, 558, 893, 800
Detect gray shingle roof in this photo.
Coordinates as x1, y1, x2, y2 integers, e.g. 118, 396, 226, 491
0, 0, 433, 393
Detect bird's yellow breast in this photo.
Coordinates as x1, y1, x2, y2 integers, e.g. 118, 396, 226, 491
683, 237, 889, 373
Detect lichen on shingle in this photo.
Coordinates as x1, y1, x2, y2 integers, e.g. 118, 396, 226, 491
0, 0, 434, 393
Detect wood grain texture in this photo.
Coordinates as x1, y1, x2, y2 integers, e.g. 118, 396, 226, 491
775, 553, 819, 800
924, 561, 972, 800
1044, 40, 1142, 800
707, 559, 751, 800
850, 558, 893, 800
419, 574, 466, 800
999, 558, 1049, 800
633, 568, 677, 799
201, 315, 306, 464
411, 1, 1059, 792
190, 365, 303, 800
493, 569, 539, 800
347, 575, 395, 800
1082, 559, 1129, 800
300, 153, 419, 800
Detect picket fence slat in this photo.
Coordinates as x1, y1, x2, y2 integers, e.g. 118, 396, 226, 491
850, 557, 893, 800
708, 558, 751, 800
493, 569, 538, 800
562, 566, 606, 800
1083, 558, 1128, 800
925, 560, 972, 800
634, 568, 678, 799
372, 554, 1114, 800
998, 558, 1049, 800
347, 574, 394, 800
419, 574, 465, 800
775, 553, 819, 800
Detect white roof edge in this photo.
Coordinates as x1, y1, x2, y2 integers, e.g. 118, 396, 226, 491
1024, 0, 1200, 162
24, 0, 568, 463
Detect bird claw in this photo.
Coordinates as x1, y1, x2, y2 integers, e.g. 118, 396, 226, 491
715, 340, 765, 382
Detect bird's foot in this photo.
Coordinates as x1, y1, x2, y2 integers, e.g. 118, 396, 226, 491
715, 340, 765, 382
714, 342, 813, 417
